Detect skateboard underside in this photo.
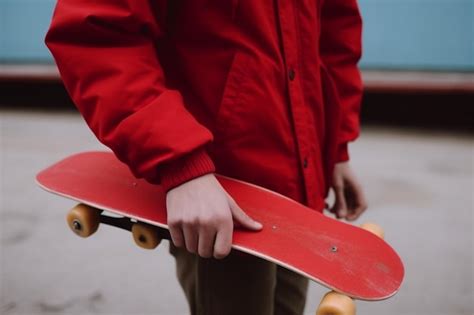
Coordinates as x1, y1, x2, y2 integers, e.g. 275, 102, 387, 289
36, 151, 404, 300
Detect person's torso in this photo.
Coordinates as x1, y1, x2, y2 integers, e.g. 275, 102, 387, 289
157, 0, 338, 210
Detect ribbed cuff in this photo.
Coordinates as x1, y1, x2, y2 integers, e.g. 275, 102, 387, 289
336, 142, 350, 162
159, 149, 216, 192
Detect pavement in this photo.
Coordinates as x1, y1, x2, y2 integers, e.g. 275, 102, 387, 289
1, 109, 473, 315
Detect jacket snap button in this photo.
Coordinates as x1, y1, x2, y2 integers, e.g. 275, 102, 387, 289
303, 158, 308, 168
288, 68, 296, 81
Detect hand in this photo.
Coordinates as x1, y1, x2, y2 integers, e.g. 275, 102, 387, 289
166, 174, 262, 259
329, 161, 368, 221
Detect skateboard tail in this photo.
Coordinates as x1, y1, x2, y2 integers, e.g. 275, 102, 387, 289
232, 243, 403, 301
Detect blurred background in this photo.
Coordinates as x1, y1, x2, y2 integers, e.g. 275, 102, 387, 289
1, 0, 473, 315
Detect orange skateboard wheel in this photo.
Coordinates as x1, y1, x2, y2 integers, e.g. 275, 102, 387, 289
132, 222, 161, 250
360, 222, 385, 239
66, 204, 101, 237
316, 291, 356, 315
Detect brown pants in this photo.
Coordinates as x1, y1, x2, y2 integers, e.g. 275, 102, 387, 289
169, 244, 308, 315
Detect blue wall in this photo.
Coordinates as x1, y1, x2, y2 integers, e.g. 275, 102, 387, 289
1, 0, 473, 70
359, 0, 473, 70
0, 0, 56, 62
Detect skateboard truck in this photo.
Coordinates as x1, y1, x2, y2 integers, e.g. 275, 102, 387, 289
66, 204, 170, 249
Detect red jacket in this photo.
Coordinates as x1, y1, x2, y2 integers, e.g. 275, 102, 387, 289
46, 0, 362, 211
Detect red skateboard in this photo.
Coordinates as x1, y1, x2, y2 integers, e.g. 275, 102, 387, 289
36, 151, 404, 312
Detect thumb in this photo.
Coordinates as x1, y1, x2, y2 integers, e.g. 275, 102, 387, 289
228, 198, 262, 231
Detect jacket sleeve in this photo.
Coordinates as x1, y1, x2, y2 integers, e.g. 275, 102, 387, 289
45, 0, 215, 191
319, 0, 363, 162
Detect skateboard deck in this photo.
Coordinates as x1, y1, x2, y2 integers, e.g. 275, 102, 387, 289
36, 151, 404, 301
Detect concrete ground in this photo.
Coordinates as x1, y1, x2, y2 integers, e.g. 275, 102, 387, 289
1, 109, 473, 315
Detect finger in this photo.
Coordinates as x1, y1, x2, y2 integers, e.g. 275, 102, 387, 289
346, 184, 368, 221
169, 225, 185, 248
229, 198, 262, 230
198, 227, 216, 258
183, 225, 198, 254
331, 185, 348, 219
213, 224, 232, 259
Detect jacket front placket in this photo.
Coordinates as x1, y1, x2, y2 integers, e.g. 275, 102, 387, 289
275, 0, 322, 209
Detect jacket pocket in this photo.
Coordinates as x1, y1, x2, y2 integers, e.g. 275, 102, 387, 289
214, 51, 252, 142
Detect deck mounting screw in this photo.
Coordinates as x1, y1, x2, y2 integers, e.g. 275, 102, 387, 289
330, 246, 338, 253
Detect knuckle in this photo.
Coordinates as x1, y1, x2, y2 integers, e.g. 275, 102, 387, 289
198, 215, 215, 227
212, 216, 226, 227
202, 215, 227, 229
216, 212, 232, 224
182, 217, 198, 227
